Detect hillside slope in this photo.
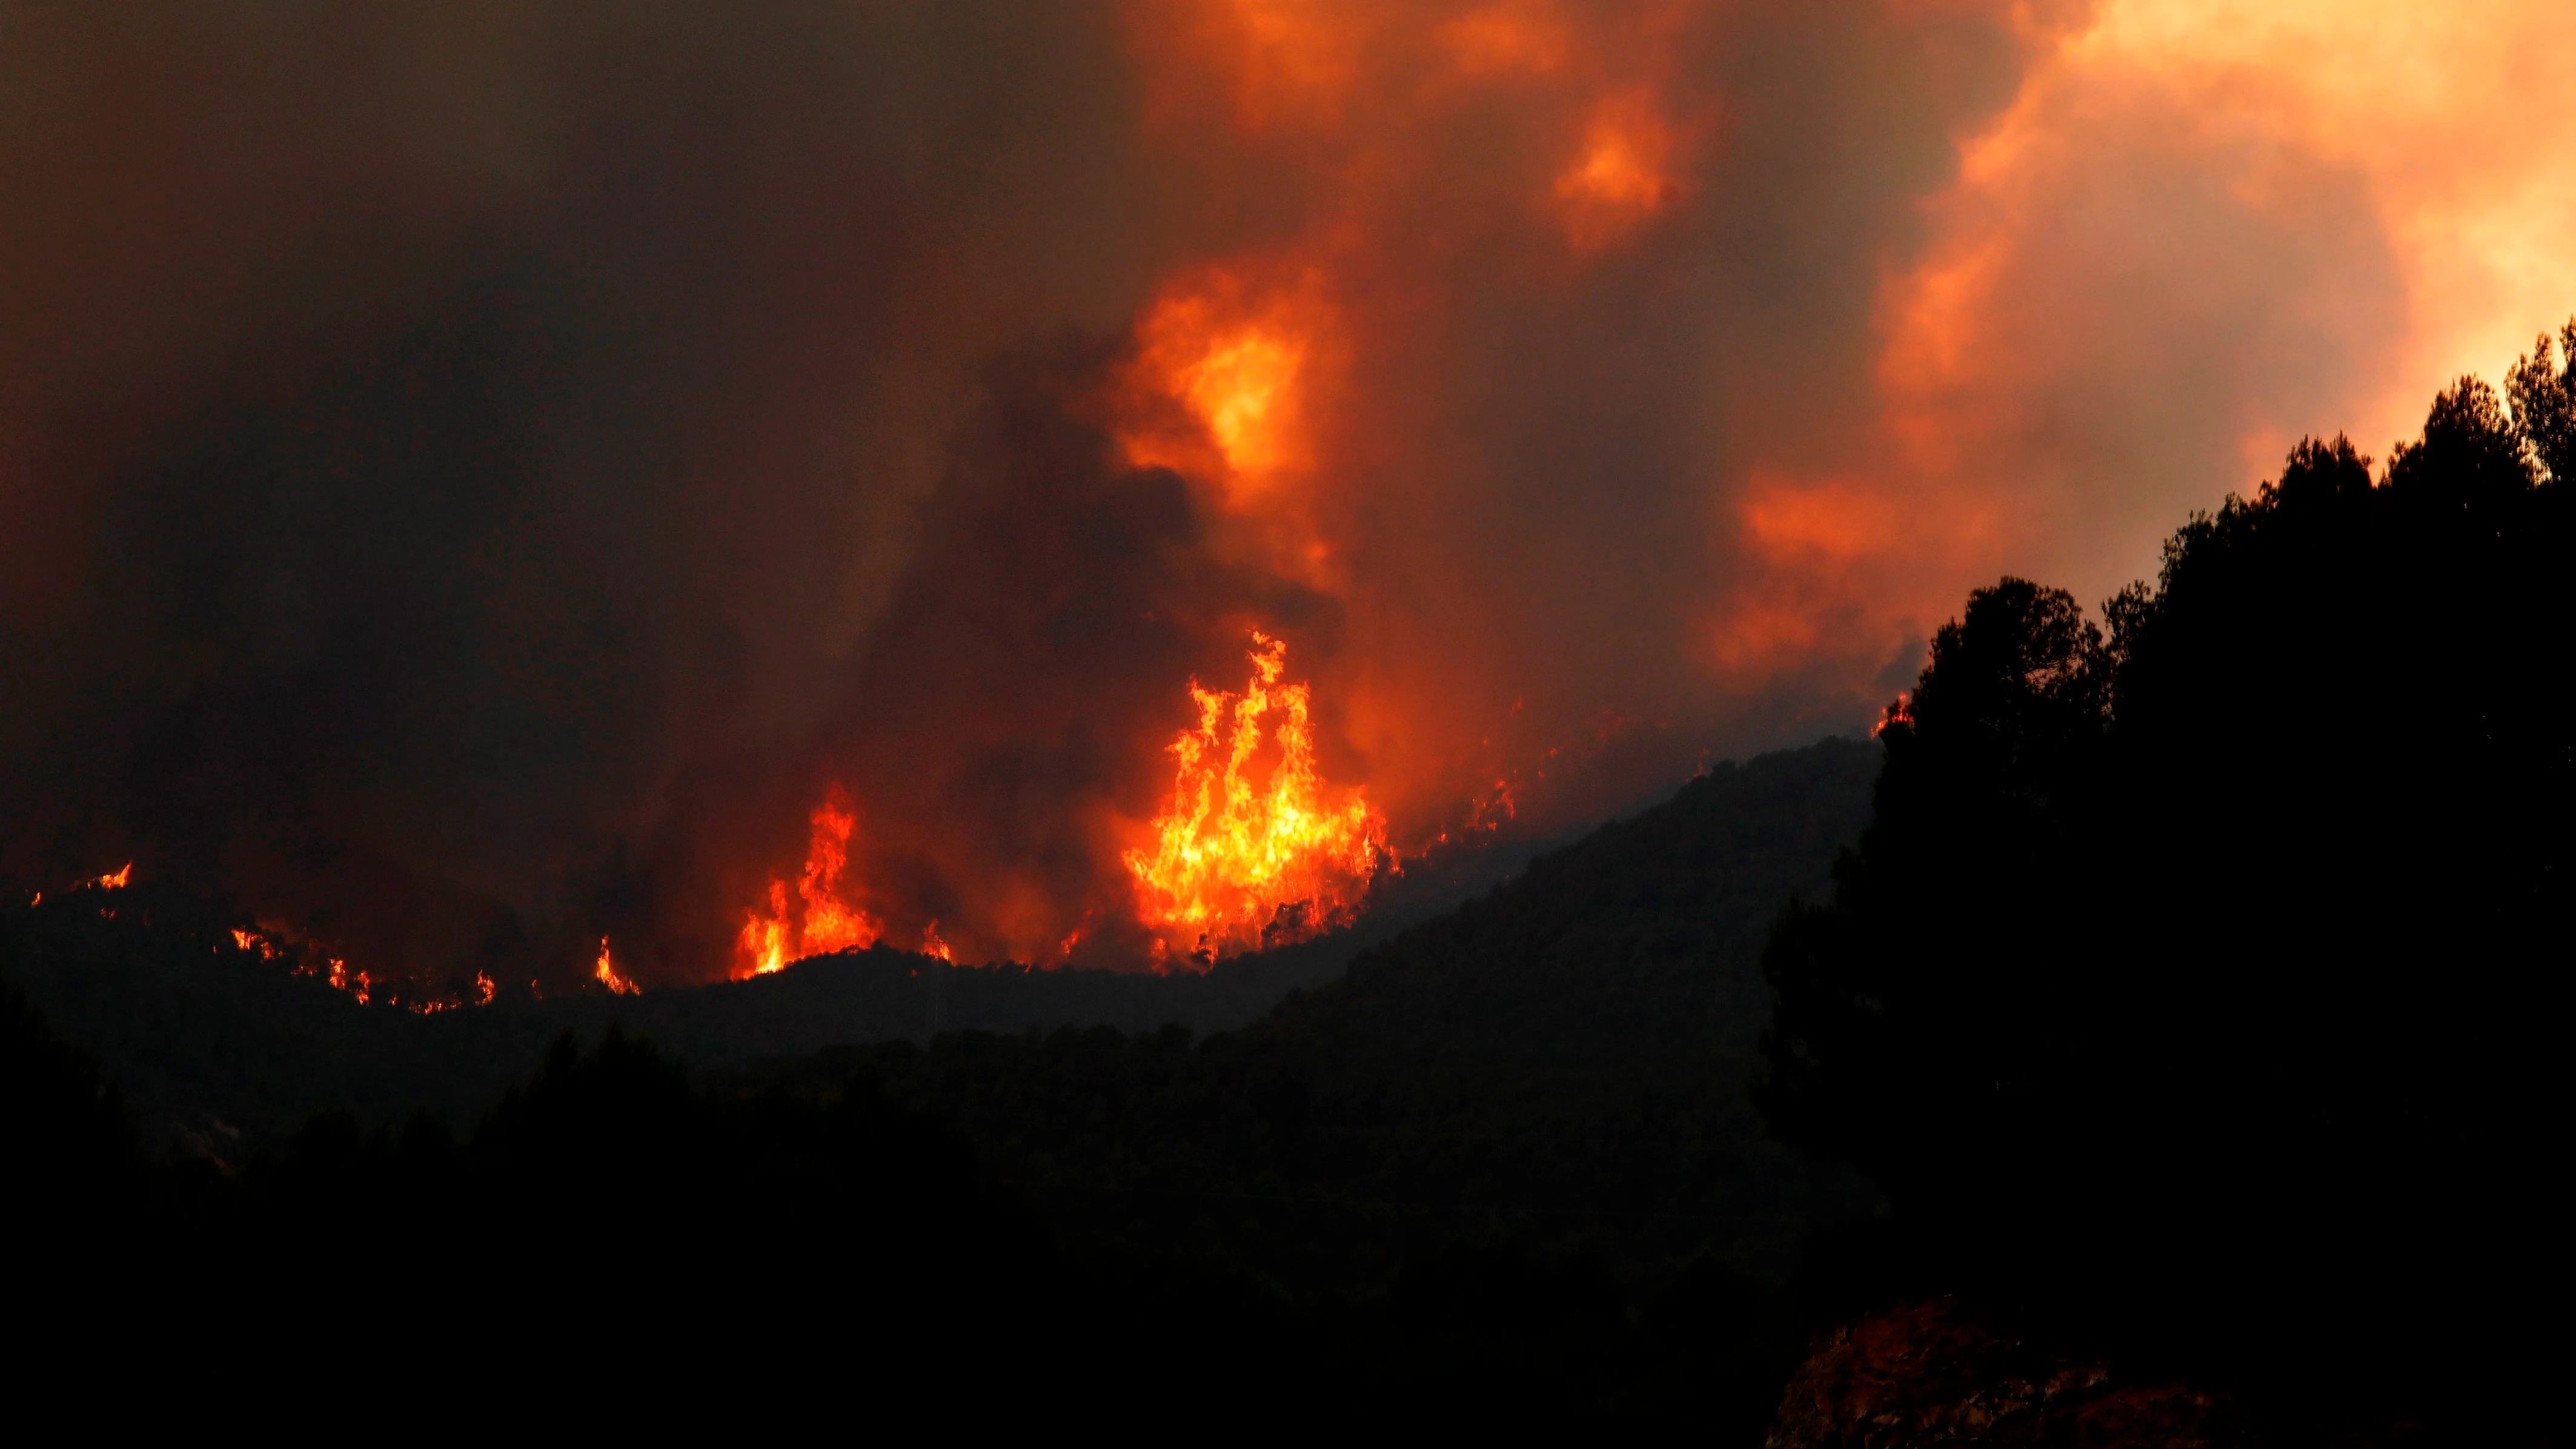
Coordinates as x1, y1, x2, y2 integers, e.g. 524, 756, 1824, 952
817, 735, 1884, 1278
5, 736, 1875, 1178
7, 734, 1880, 1430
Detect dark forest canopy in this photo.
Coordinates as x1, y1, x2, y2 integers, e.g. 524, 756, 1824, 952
1760, 334, 2574, 1436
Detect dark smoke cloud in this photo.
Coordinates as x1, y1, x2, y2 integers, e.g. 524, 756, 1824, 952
8, 1, 2474, 984
0, 1, 1163, 983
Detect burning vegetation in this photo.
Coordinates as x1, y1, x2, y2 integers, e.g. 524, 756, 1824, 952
1124, 632, 1390, 966
735, 794, 883, 979
716, 632, 1397, 978
593, 938, 640, 996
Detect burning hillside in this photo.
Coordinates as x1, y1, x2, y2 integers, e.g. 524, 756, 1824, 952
1126, 633, 1390, 965
735, 793, 883, 979
0, 1, 2563, 993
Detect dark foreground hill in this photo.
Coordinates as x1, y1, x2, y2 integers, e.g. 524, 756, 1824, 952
8, 735, 1877, 1430
14, 337, 2566, 1441
1762, 359, 2574, 1442
830, 733, 1884, 1279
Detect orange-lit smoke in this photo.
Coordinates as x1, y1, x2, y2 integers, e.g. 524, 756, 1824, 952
735, 792, 882, 978
1125, 632, 1389, 965
1098, 0, 1750, 854
1123, 277, 1320, 485
1112, 267, 1351, 591
1553, 90, 1680, 251
1681, 0, 2576, 720
1846, 0, 2576, 616
18, 1, 2565, 993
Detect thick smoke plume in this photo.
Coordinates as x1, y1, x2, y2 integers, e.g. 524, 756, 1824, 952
3, 1, 2565, 986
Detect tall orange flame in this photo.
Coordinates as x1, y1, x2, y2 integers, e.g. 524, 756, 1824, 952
594, 937, 641, 996
1124, 631, 1388, 964
735, 791, 882, 977
737, 881, 793, 979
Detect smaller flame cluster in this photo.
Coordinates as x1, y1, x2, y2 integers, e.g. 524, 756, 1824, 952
37, 863, 629, 1008
27, 860, 133, 911
228, 919, 501, 1013
731, 792, 983, 978
1873, 692, 1914, 738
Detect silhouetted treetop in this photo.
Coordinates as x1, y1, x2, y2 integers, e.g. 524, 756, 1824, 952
2505, 317, 2576, 483
1758, 348, 2570, 1437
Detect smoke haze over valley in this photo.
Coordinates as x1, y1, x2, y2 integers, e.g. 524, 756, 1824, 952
4, 0, 2569, 989
6, 8, 2570, 1439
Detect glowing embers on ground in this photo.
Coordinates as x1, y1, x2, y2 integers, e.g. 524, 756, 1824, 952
33, 859, 132, 910
224, 918, 499, 1013
1125, 632, 1389, 966
734, 791, 882, 978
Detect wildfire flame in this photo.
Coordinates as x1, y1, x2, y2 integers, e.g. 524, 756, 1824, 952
96, 862, 132, 889
737, 881, 792, 979
920, 920, 955, 964
230, 918, 485, 1013
1873, 692, 1914, 738
735, 791, 882, 977
594, 937, 641, 995
1124, 631, 1388, 964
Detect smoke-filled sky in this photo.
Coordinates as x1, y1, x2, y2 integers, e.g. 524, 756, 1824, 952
4, 1, 2568, 987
